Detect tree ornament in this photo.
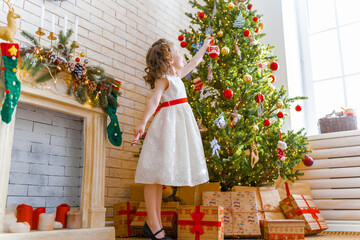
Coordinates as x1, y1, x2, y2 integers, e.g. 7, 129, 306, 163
217, 30, 224, 38
269, 75, 276, 83
223, 89, 233, 99
207, 43, 220, 58
247, 4, 253, 10
197, 118, 207, 132
227, 2, 235, 10
229, 111, 241, 125
253, 124, 259, 131
258, 22, 264, 29
180, 41, 188, 48
210, 137, 221, 157
264, 119, 271, 126
199, 85, 219, 101
277, 111, 284, 118
234, 42, 242, 60
0, 43, 21, 124
276, 100, 284, 108
178, 35, 184, 41
221, 46, 230, 55
207, 64, 213, 81
214, 113, 226, 129
303, 154, 314, 166
198, 12, 205, 19
193, 77, 204, 92
84, 59, 89, 64
255, 93, 265, 103
244, 30, 250, 37
80, 52, 85, 57
269, 61, 279, 71
243, 74, 252, 84
255, 27, 260, 33
277, 141, 287, 161
75, 57, 80, 62
253, 16, 259, 22
295, 105, 302, 112
233, 13, 245, 28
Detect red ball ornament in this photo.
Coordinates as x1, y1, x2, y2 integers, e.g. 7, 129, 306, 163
295, 105, 302, 112
253, 16, 259, 22
207, 44, 220, 59
277, 111, 284, 118
1, 66, 5, 71
270, 62, 279, 71
255, 27, 260, 33
180, 41, 188, 48
230, 122, 233, 127
303, 154, 314, 167
198, 12, 205, 19
75, 57, 80, 62
178, 35, 184, 41
244, 30, 250, 37
255, 93, 265, 103
5, 89, 10, 94
269, 75, 276, 83
223, 89, 233, 99
263, 119, 271, 126
247, 4, 253, 10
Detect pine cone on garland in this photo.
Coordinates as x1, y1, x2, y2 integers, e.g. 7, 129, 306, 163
72, 63, 86, 79
88, 81, 97, 92
48, 52, 58, 63
66, 62, 75, 73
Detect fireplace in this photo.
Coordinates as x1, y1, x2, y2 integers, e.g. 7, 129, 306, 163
0, 73, 114, 239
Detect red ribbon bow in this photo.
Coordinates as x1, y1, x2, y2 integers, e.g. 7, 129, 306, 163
297, 195, 322, 230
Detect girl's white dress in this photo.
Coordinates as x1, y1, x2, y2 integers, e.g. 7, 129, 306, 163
134, 75, 209, 186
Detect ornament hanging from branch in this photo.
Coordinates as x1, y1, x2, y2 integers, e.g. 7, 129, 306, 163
214, 113, 227, 129
233, 12, 245, 28
210, 137, 221, 157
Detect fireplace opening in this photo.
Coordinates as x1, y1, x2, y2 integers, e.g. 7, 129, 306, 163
6, 102, 84, 214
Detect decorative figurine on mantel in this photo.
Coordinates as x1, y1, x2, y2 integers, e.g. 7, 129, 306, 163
0, 0, 20, 43
0, 0, 21, 124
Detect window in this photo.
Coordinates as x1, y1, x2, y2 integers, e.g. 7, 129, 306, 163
296, 0, 360, 134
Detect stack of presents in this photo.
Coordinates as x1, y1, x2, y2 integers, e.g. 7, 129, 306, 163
113, 180, 328, 239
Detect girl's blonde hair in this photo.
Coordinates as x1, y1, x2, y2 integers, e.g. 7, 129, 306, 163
144, 39, 173, 89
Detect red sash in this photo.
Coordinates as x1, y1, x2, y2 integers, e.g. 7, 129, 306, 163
155, 98, 188, 115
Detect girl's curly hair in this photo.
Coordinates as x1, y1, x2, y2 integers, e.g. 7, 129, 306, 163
144, 39, 173, 89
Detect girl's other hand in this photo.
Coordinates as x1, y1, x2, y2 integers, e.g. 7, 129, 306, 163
204, 36, 214, 47
134, 123, 145, 137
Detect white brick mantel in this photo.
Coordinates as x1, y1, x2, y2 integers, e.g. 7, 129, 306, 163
0, 71, 114, 239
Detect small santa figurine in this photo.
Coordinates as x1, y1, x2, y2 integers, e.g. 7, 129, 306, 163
277, 140, 287, 161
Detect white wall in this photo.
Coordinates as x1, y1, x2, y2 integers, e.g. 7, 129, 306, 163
255, 0, 307, 132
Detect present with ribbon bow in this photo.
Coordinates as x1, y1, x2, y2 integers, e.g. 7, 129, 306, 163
113, 201, 140, 237
177, 205, 224, 240
202, 191, 261, 237
262, 219, 305, 240
130, 201, 179, 238
231, 186, 286, 222
275, 179, 314, 201
279, 194, 328, 235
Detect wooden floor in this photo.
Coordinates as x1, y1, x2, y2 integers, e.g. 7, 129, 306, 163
117, 231, 360, 240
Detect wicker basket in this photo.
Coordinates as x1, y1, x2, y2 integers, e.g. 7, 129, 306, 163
318, 116, 358, 134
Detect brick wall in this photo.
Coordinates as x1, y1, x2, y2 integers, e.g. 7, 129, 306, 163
1, 0, 196, 218
7, 103, 83, 213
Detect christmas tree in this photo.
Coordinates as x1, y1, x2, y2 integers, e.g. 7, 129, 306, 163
179, 0, 310, 191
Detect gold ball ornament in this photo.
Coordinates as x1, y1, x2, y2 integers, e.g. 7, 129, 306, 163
276, 100, 284, 108
80, 52, 85, 57
258, 22, 264, 29
221, 46, 230, 55
243, 74, 252, 84
228, 2, 235, 9
217, 30, 224, 38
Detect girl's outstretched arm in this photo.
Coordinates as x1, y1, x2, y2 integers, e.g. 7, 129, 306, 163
177, 36, 214, 78
133, 78, 169, 136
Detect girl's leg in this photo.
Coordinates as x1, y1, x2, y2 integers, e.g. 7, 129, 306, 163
156, 185, 164, 234
144, 184, 165, 238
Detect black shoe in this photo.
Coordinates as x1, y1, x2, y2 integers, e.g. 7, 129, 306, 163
143, 222, 172, 240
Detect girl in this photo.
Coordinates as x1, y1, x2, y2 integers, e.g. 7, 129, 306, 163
133, 36, 213, 240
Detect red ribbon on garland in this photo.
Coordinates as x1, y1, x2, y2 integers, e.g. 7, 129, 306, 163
177, 205, 222, 240
118, 201, 137, 236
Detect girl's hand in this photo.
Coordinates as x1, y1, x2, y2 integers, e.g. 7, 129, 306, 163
134, 123, 145, 137
203, 36, 214, 47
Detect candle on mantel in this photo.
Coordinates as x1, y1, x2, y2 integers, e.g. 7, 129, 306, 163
66, 208, 81, 229
40, 4, 45, 29
38, 213, 55, 231
63, 14, 68, 33
74, 17, 78, 41
51, 14, 55, 33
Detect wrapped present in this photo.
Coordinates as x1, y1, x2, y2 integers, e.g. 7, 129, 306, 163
203, 191, 260, 237
262, 219, 305, 240
113, 201, 140, 237
130, 183, 145, 202
280, 194, 328, 235
231, 186, 286, 222
130, 201, 178, 237
275, 179, 313, 200
177, 205, 224, 240
176, 182, 220, 205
